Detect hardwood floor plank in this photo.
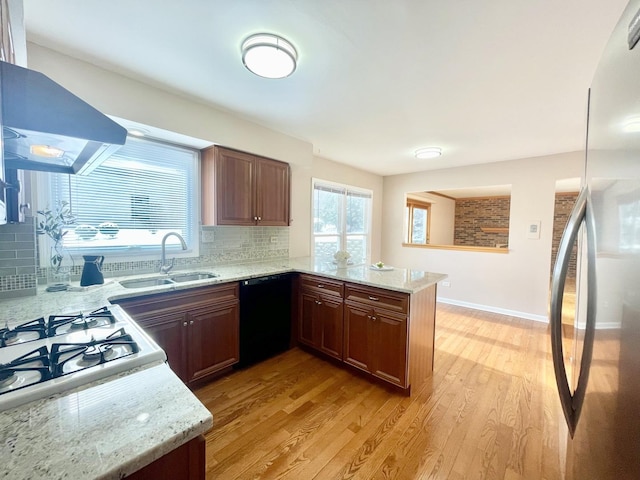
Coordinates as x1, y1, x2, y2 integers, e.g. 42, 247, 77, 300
194, 303, 569, 480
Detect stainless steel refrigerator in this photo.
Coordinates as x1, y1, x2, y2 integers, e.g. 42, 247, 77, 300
551, 1, 640, 478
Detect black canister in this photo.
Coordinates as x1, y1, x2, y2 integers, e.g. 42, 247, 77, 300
80, 255, 105, 286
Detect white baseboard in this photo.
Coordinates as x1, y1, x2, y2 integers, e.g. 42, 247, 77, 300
437, 297, 549, 323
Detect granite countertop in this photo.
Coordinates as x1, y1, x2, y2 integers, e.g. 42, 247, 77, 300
0, 257, 447, 324
0, 362, 212, 480
0, 257, 445, 479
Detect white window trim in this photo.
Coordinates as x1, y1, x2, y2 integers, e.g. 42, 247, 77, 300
311, 177, 373, 263
35, 144, 201, 267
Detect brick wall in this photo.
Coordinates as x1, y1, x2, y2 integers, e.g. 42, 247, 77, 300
551, 192, 578, 279
454, 196, 510, 247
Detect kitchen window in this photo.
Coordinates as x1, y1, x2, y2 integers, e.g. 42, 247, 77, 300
40, 136, 200, 262
312, 179, 372, 265
405, 199, 431, 244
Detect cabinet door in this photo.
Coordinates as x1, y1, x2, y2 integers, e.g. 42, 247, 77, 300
343, 302, 373, 372
299, 290, 320, 348
371, 310, 408, 388
138, 312, 188, 382
256, 157, 290, 226
214, 147, 255, 225
187, 301, 240, 383
318, 295, 343, 360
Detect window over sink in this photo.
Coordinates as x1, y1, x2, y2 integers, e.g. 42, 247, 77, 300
39, 136, 200, 262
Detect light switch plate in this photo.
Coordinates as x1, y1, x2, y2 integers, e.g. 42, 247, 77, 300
527, 220, 541, 239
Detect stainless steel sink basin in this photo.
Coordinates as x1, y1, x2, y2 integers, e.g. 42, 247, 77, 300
169, 272, 218, 282
119, 272, 218, 288
119, 276, 174, 288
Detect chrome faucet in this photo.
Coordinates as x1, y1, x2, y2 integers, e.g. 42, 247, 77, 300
160, 232, 187, 274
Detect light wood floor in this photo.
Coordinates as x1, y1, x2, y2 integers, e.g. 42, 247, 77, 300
194, 303, 569, 479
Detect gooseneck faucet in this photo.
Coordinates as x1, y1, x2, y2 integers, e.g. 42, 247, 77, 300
160, 232, 187, 274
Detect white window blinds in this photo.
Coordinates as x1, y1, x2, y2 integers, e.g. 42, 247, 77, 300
47, 136, 199, 257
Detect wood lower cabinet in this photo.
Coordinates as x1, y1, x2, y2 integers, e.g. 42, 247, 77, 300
343, 288, 408, 388
126, 435, 205, 480
298, 274, 344, 360
187, 302, 239, 383
297, 276, 437, 394
201, 145, 290, 226
115, 283, 239, 385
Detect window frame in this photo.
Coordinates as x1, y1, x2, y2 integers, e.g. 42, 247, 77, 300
311, 178, 373, 265
406, 198, 431, 244
36, 136, 201, 266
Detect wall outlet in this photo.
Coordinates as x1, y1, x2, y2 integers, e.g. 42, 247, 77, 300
201, 230, 215, 242
270, 236, 278, 243
441, 281, 451, 287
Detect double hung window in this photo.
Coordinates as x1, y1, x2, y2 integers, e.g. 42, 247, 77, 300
42, 136, 199, 262
312, 179, 372, 265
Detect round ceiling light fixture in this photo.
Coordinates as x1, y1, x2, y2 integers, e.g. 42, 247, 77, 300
414, 147, 442, 159
242, 33, 298, 79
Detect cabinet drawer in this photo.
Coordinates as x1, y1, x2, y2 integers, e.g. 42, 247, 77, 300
299, 274, 343, 298
344, 284, 408, 314
115, 282, 238, 318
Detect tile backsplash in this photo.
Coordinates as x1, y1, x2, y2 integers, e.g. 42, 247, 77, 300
0, 223, 289, 297
0, 217, 38, 299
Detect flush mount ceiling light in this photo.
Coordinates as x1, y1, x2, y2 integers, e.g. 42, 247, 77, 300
414, 147, 442, 159
241, 33, 298, 79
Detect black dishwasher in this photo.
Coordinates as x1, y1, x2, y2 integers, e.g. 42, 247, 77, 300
237, 273, 292, 368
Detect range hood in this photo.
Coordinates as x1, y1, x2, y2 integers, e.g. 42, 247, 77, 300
1, 61, 127, 175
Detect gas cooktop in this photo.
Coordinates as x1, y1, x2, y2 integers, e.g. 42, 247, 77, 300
0, 305, 166, 412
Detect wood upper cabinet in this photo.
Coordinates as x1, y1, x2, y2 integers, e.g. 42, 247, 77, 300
201, 145, 290, 226
114, 283, 239, 386
298, 274, 344, 360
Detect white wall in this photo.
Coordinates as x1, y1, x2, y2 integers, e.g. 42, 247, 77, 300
407, 192, 456, 244
26, 44, 384, 261
382, 152, 584, 320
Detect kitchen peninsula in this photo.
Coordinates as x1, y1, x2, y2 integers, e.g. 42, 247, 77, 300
0, 258, 445, 479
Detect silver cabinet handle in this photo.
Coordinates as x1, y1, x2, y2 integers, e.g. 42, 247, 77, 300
258, 216, 262, 221
550, 187, 597, 437
183, 321, 188, 327
189, 320, 194, 325
368, 296, 379, 301
317, 284, 325, 288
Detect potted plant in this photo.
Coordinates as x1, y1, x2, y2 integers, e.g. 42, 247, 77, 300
37, 201, 76, 290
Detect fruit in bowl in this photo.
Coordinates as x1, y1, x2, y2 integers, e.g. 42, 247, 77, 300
375, 261, 384, 269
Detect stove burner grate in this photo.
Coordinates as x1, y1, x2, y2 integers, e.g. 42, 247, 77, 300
0, 318, 47, 347
51, 328, 140, 377
0, 346, 51, 395
47, 306, 116, 337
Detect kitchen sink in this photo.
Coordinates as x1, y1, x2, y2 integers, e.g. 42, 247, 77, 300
119, 272, 218, 288
169, 272, 219, 282
119, 276, 175, 289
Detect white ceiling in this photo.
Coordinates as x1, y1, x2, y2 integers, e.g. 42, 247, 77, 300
23, 0, 629, 176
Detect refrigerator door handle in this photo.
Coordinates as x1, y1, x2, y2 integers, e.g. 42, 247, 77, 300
550, 187, 597, 437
